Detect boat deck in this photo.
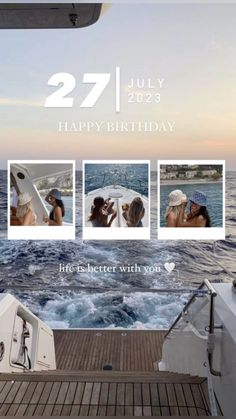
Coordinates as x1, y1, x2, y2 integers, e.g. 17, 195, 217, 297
0, 330, 222, 416
54, 329, 165, 371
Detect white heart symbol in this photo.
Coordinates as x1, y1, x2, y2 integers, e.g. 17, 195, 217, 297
164, 262, 175, 273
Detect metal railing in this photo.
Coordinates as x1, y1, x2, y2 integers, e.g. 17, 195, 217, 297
165, 278, 221, 377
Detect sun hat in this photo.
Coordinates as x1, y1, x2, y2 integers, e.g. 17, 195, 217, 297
48, 189, 62, 200
189, 190, 207, 207
17, 192, 33, 206
168, 190, 183, 206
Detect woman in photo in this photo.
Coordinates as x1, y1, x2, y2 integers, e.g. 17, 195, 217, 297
165, 190, 186, 227
122, 197, 145, 227
89, 196, 117, 227
43, 189, 65, 226
16, 192, 37, 226
177, 190, 211, 227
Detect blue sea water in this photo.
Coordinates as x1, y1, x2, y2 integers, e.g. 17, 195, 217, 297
160, 182, 223, 227
0, 170, 235, 329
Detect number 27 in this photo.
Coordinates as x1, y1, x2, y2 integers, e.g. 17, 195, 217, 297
45, 72, 111, 108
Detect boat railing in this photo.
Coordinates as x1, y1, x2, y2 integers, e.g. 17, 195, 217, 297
85, 171, 147, 194
163, 279, 221, 416
165, 279, 221, 377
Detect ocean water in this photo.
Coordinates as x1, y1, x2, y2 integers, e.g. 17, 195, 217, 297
160, 182, 223, 227
85, 163, 149, 197
0, 171, 235, 330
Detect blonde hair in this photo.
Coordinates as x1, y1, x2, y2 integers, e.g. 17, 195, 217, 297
16, 202, 32, 219
165, 205, 182, 220
128, 197, 144, 226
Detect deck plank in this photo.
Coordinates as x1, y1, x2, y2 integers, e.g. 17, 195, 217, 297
158, 383, 168, 406
47, 382, 61, 404
21, 382, 37, 404
38, 381, 53, 405
0, 381, 6, 394
42, 404, 54, 416
81, 382, 93, 405
55, 382, 69, 405
116, 382, 125, 406
182, 383, 196, 409
88, 404, 98, 416
115, 405, 124, 416
13, 382, 30, 404
106, 405, 115, 416
15, 403, 28, 416
97, 405, 106, 416
29, 382, 45, 404
73, 382, 85, 405
0, 381, 13, 403
4, 381, 21, 404
34, 403, 47, 416
190, 383, 208, 412
150, 383, 159, 406
142, 383, 151, 406
107, 382, 116, 406
64, 382, 77, 405
134, 405, 142, 416
99, 382, 109, 406
0, 403, 11, 416
133, 383, 142, 406
5, 403, 20, 416
70, 404, 80, 416
152, 406, 161, 415
125, 383, 133, 406
90, 382, 101, 405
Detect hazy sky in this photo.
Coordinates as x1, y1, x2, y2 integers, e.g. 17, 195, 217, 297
0, 3, 236, 169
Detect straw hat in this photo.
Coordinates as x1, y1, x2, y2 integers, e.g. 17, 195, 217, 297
168, 190, 183, 206
190, 190, 207, 207
18, 192, 33, 206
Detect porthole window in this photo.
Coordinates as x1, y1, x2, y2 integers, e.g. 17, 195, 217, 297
17, 172, 25, 180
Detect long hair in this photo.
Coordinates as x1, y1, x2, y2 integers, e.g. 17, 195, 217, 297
16, 202, 32, 219
128, 197, 144, 226
189, 205, 211, 227
55, 199, 65, 217
89, 197, 105, 221
165, 205, 182, 220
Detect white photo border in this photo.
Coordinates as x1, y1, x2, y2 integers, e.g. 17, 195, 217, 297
83, 160, 151, 240
8, 159, 76, 241
157, 159, 225, 241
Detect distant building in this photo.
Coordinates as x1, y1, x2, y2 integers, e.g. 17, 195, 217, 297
185, 170, 197, 179
160, 171, 178, 180
166, 171, 178, 179
202, 169, 217, 177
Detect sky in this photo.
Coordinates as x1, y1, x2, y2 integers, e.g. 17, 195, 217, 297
0, 3, 236, 169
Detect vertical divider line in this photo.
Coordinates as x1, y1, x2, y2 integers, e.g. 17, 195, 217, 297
115, 66, 121, 113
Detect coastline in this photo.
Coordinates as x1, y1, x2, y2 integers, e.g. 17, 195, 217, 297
160, 179, 222, 186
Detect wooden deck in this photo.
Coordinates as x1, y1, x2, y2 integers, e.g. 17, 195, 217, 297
54, 329, 166, 371
0, 373, 214, 416
0, 330, 222, 416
